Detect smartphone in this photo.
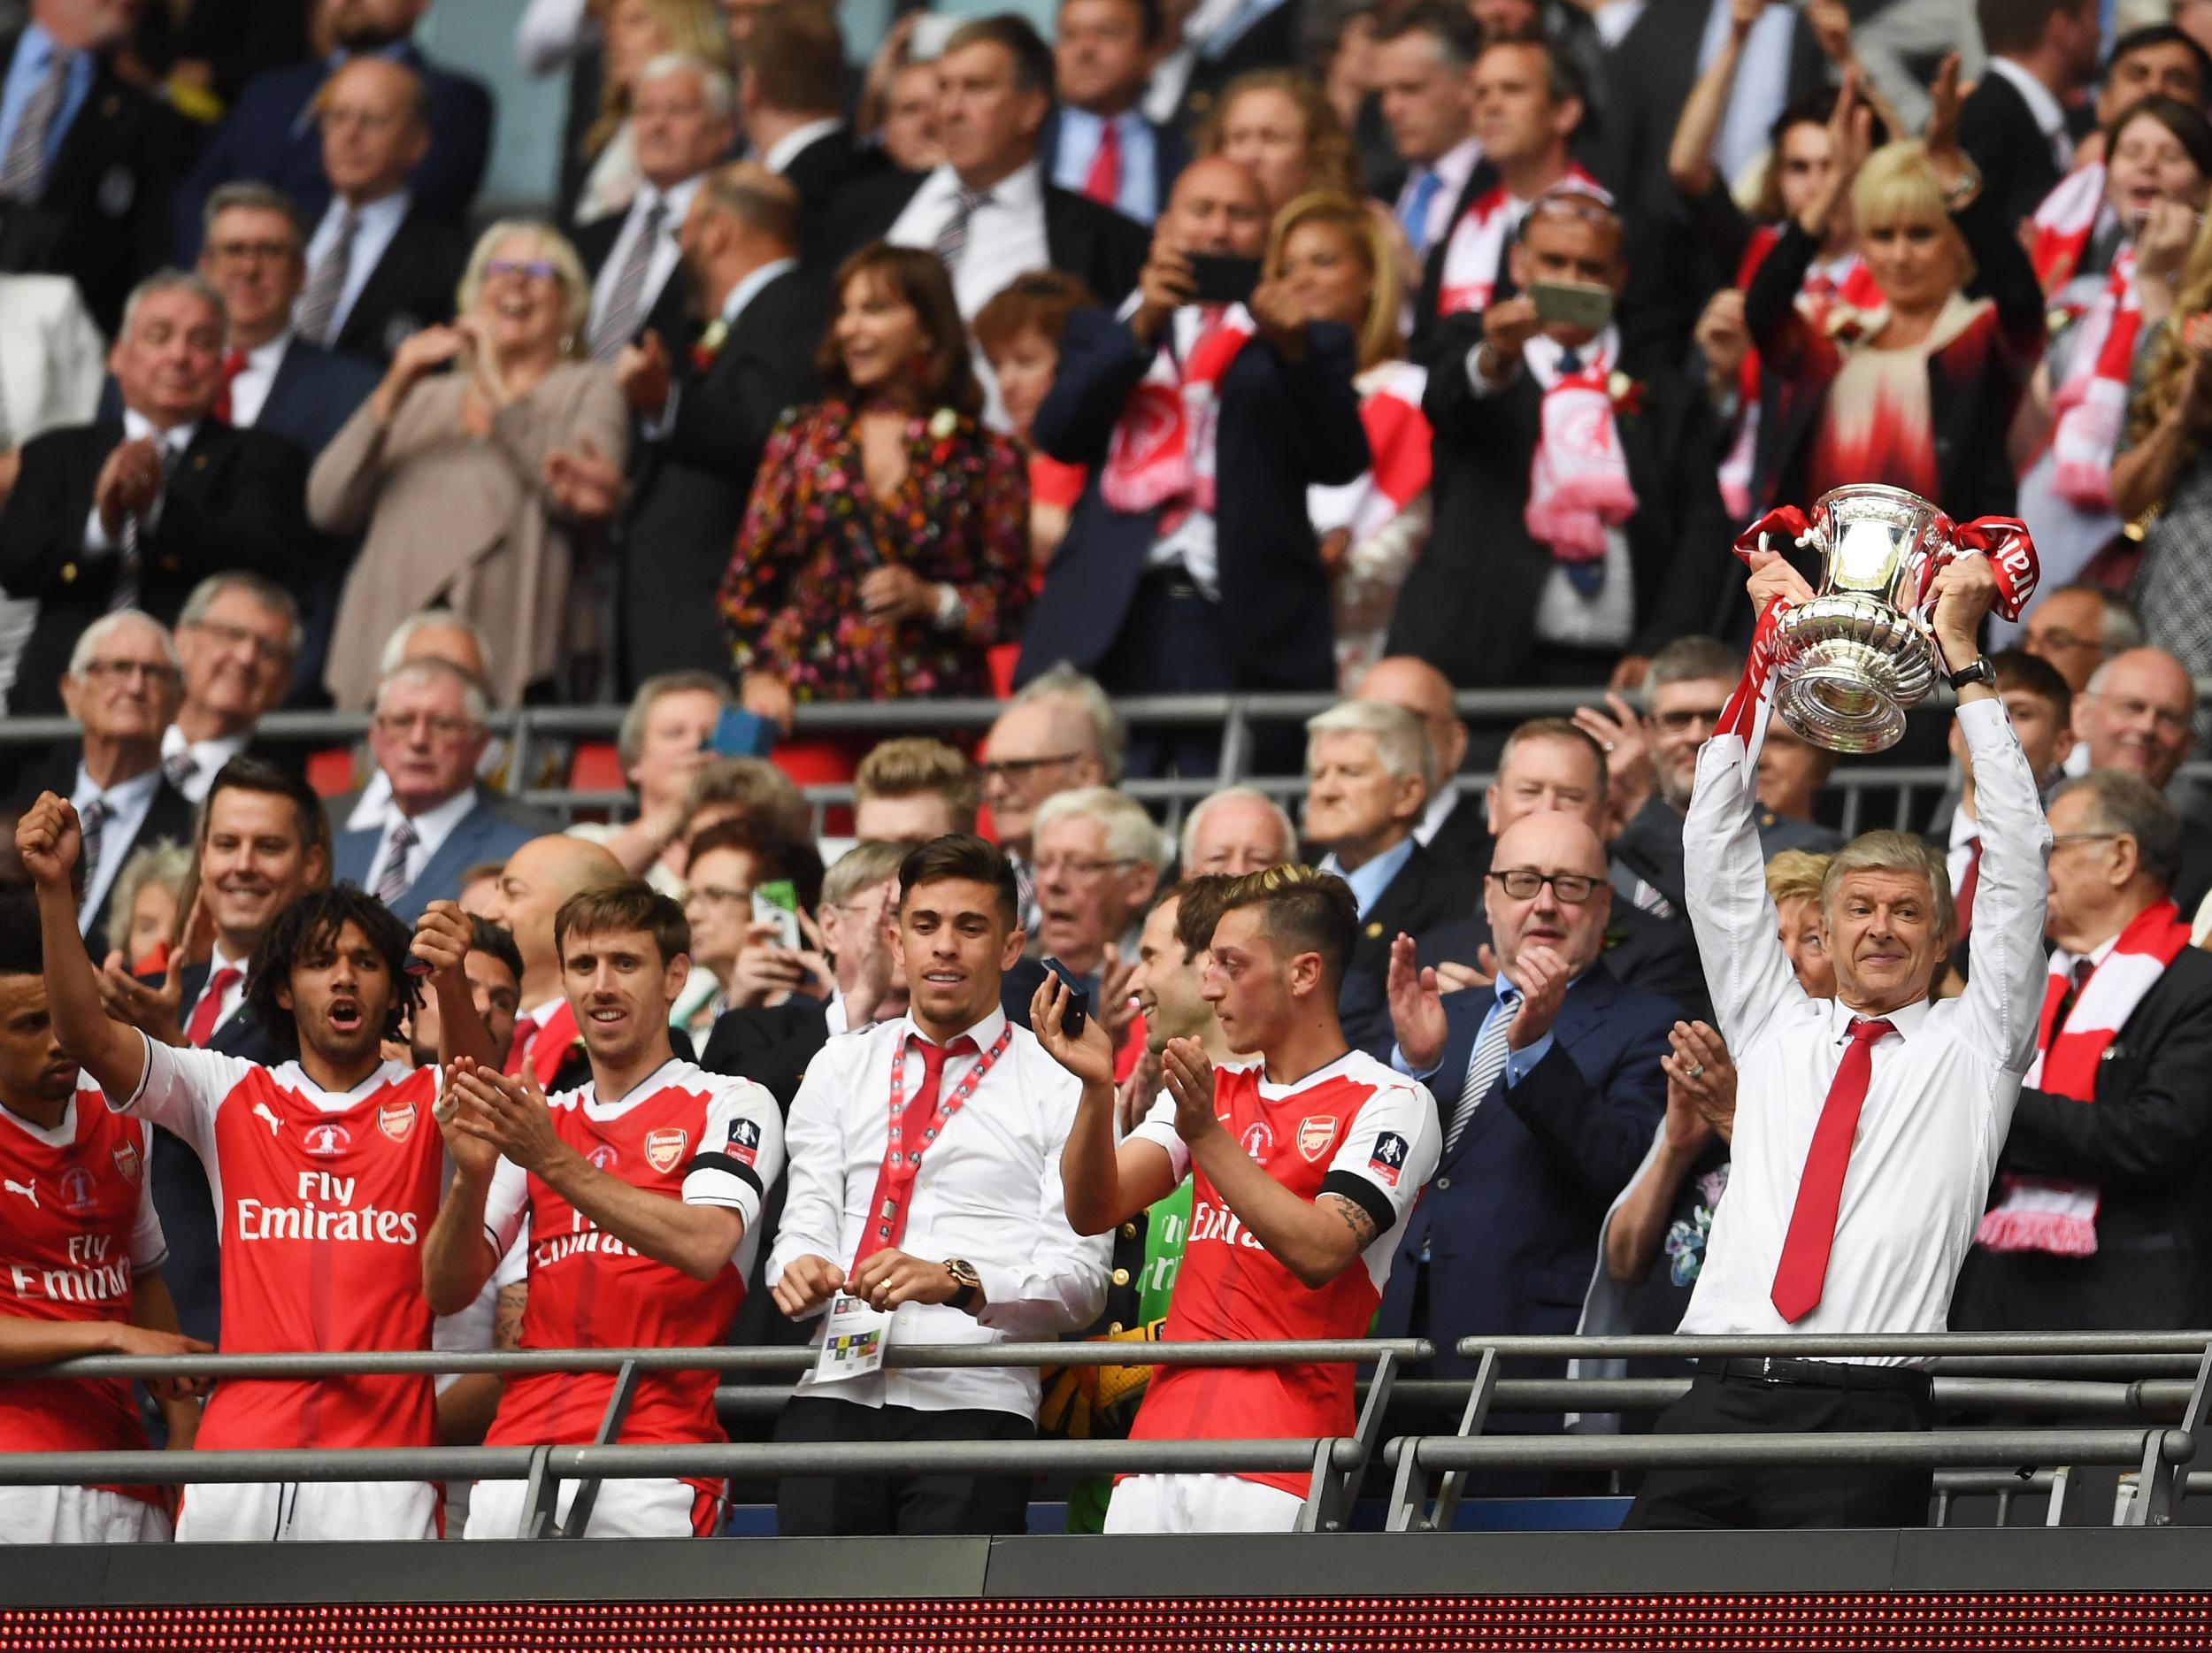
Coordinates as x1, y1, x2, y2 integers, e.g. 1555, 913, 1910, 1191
752, 879, 803, 951
1529, 278, 1615, 332
1041, 957, 1091, 1040
1187, 253, 1262, 308
706, 706, 778, 759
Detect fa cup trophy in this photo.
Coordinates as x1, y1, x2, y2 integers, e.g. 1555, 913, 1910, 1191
1744, 485, 2041, 754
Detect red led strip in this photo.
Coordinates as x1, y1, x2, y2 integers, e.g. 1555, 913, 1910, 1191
4, 1595, 2212, 1651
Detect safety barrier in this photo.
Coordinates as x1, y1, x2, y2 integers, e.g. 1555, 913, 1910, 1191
9, 1331, 2212, 1538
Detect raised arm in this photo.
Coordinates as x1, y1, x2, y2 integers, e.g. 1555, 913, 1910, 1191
1668, 0, 1760, 199
16, 796, 151, 1100
1034, 976, 1179, 1234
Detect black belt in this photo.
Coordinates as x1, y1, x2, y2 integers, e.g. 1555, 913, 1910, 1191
1707, 1356, 1932, 1398
1140, 567, 1206, 603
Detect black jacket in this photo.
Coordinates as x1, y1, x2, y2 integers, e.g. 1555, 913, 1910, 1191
618, 265, 820, 687
776, 124, 890, 265
1334, 841, 1484, 1053
1386, 314, 1734, 687
329, 207, 471, 365
1954, 944, 2212, 1331
1955, 68, 2065, 237
1165, 0, 1307, 136
1609, 790, 1840, 922
0, 419, 309, 714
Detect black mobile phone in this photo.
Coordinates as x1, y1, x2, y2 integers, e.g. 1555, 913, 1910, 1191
1187, 253, 1262, 307
1041, 957, 1091, 1040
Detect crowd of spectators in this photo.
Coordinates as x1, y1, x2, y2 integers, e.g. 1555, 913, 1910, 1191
9, 0, 2212, 1544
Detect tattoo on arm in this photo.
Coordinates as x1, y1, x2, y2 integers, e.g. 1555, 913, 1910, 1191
494, 1282, 528, 1349
1318, 1192, 1379, 1252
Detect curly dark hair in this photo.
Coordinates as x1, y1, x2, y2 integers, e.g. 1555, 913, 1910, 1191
244, 886, 419, 1058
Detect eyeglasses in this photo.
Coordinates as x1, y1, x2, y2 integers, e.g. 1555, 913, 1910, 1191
205, 239, 297, 265
1486, 868, 1602, 903
81, 659, 178, 685
2048, 831, 2124, 850
2025, 627, 2101, 654
1034, 854, 1137, 880
373, 711, 476, 740
686, 883, 752, 908
979, 752, 1085, 781
320, 106, 403, 134
1654, 708, 1726, 734
188, 617, 292, 663
484, 258, 560, 283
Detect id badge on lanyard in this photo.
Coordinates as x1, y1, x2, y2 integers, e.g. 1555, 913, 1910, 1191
814, 1292, 891, 1382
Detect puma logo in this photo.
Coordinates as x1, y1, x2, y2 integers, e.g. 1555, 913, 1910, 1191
4, 1179, 37, 1208
252, 1103, 283, 1137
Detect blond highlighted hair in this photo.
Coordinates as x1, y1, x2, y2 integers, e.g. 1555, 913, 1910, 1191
1264, 191, 1404, 370
1851, 141, 1975, 289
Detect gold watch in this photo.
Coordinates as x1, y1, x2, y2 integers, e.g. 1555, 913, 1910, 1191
943, 1258, 981, 1312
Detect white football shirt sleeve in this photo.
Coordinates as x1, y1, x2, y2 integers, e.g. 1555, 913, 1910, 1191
480, 1153, 530, 1259
1322, 1079, 1442, 1231
113, 1034, 256, 1166
1127, 1090, 1190, 1181
684, 1077, 787, 1249
127, 1123, 168, 1271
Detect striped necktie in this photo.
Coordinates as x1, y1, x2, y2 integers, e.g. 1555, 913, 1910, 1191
294, 205, 361, 348
373, 817, 418, 905
0, 47, 69, 205
933, 187, 988, 273
76, 796, 108, 905
1443, 988, 1517, 1153
113, 438, 176, 614
591, 196, 666, 360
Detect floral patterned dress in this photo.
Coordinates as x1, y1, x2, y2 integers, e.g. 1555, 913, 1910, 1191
718, 401, 1032, 701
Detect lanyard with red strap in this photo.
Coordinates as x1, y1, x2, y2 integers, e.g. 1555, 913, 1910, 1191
851, 1023, 1013, 1270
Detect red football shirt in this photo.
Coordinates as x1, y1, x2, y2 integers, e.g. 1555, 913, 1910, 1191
480, 1058, 783, 1467
115, 1037, 446, 1452
0, 1088, 166, 1499
1126, 1051, 1440, 1495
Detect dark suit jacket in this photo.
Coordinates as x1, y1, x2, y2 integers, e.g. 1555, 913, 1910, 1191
328, 787, 552, 921
1953, 945, 2212, 1332
1018, 307, 1369, 694
816, 167, 1150, 311
618, 265, 820, 687
775, 123, 890, 265
40, 767, 199, 948
329, 207, 471, 365
171, 44, 495, 261
1955, 67, 2064, 239
1335, 842, 1483, 1053
1410, 158, 1501, 357
0, 33, 189, 333
1609, 791, 1841, 922
1168, 0, 1307, 135
1373, 962, 1677, 1402
257, 339, 384, 458
0, 419, 309, 715
1419, 900, 1713, 1028
1417, 791, 1495, 883
1037, 107, 1189, 226
573, 203, 694, 362
1386, 317, 1733, 688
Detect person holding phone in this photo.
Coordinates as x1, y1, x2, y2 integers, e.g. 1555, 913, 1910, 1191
1387, 188, 1732, 694
1017, 155, 1371, 777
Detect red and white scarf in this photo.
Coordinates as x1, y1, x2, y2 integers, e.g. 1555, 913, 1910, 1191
1098, 304, 1255, 526
1715, 234, 1883, 520
1975, 899, 2193, 1257
1308, 361, 1431, 546
1435, 165, 1609, 318
2044, 245, 2139, 510
2029, 161, 2109, 296
1525, 328, 1635, 563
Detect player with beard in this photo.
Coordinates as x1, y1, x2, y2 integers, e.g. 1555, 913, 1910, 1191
17, 792, 499, 1542
0, 888, 209, 1544
423, 881, 786, 1538
1041, 865, 1442, 1534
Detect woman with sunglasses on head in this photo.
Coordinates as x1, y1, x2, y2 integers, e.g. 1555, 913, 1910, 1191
313, 221, 629, 711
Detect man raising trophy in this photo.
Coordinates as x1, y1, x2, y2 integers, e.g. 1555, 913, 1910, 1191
1624, 519, 2050, 1531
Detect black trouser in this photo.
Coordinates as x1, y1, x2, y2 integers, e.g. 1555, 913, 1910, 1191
773, 1396, 1035, 1536
1622, 1358, 1934, 1530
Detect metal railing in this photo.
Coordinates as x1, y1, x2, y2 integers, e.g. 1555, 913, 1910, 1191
9, 1332, 2212, 1537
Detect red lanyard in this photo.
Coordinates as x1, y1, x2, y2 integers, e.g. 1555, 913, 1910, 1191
852, 1023, 1012, 1270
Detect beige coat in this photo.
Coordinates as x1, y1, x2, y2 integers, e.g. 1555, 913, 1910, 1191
312, 360, 630, 709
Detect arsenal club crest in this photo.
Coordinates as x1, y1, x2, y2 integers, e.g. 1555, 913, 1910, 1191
111, 1141, 142, 1184
378, 1100, 417, 1143
644, 1128, 688, 1174
1298, 1117, 1337, 1162
303, 1121, 352, 1158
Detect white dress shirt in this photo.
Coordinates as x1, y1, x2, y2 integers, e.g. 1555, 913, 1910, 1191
158, 722, 251, 804
226, 332, 292, 432
303, 188, 412, 345
82, 411, 196, 556
1141, 304, 1241, 598
1677, 699, 2048, 1362
1986, 58, 2073, 177
887, 160, 1053, 320
767, 1005, 1110, 1419
70, 762, 163, 933
585, 173, 702, 342
370, 785, 478, 895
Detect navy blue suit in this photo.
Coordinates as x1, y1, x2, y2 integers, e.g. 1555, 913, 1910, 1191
1018, 308, 1366, 720
172, 46, 494, 261
1374, 963, 1677, 1411
329, 788, 551, 922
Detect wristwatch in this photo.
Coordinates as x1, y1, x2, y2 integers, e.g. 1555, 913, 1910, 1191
943, 1258, 981, 1312
1942, 157, 1984, 212
1947, 655, 1998, 691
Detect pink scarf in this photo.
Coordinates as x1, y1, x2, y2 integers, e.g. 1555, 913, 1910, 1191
1098, 304, 1254, 526
1524, 329, 1636, 563
1976, 900, 2192, 1257
1435, 165, 1609, 319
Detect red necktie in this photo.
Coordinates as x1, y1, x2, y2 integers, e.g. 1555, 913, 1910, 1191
1954, 836, 1982, 942
854, 1034, 974, 1265
1083, 118, 1121, 207
211, 348, 248, 424
1770, 1016, 1894, 1324
184, 966, 242, 1048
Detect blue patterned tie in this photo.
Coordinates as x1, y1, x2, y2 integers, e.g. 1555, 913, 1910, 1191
1400, 167, 1444, 256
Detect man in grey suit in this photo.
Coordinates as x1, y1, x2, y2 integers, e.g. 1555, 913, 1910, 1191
331, 658, 549, 920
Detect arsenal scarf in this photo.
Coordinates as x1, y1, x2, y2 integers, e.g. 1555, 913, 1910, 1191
2029, 162, 2108, 296
1524, 328, 1636, 565
1435, 165, 1609, 319
506, 999, 580, 1088
1098, 304, 1254, 525
1308, 361, 1431, 548
2044, 246, 2139, 510
1975, 900, 2192, 1257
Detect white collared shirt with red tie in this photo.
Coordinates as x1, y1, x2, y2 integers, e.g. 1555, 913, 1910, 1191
1677, 698, 2050, 1363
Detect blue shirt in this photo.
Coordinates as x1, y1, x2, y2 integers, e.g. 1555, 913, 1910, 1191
0, 24, 96, 183
1326, 835, 1416, 919
1391, 969, 1555, 1092
1050, 108, 1160, 225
